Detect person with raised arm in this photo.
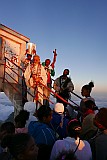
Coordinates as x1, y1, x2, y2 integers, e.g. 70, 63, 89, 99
42, 49, 57, 106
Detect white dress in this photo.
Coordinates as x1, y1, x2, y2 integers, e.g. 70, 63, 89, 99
24, 63, 47, 107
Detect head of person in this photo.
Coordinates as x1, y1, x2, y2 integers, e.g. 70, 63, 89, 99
0, 122, 15, 140
1, 133, 38, 160
67, 119, 81, 139
14, 110, 29, 128
36, 105, 52, 124
45, 59, 51, 67
81, 81, 94, 97
33, 55, 40, 65
94, 108, 107, 131
27, 54, 32, 61
65, 105, 77, 120
24, 101, 36, 116
63, 69, 69, 77
84, 100, 98, 112
54, 103, 64, 115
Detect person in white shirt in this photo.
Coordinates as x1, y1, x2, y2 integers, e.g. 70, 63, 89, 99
24, 55, 47, 108
50, 119, 92, 160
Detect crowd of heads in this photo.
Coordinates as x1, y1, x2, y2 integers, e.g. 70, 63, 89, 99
0, 78, 107, 160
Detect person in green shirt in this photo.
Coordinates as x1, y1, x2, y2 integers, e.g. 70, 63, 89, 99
42, 49, 57, 106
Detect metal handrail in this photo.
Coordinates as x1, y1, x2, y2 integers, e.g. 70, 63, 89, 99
38, 81, 80, 111
3, 56, 83, 114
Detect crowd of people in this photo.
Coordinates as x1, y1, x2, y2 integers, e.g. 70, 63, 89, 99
21, 46, 75, 112
0, 46, 107, 160
0, 101, 107, 160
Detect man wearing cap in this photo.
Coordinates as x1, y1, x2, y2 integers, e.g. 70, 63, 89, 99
50, 103, 69, 139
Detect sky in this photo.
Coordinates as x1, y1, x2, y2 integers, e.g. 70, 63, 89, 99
0, 0, 107, 97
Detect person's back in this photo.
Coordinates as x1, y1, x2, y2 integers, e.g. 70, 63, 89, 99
80, 100, 98, 141
80, 114, 97, 141
28, 105, 57, 160
50, 103, 69, 139
28, 105, 57, 146
55, 150, 78, 160
50, 119, 92, 160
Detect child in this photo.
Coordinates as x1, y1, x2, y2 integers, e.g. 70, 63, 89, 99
1, 133, 38, 160
15, 110, 29, 133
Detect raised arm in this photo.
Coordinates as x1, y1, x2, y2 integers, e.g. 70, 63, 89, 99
51, 49, 57, 69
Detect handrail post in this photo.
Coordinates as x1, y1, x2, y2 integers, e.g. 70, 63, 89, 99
3, 57, 6, 84
34, 84, 39, 112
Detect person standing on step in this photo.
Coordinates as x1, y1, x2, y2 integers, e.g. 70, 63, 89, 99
21, 49, 33, 106
42, 49, 57, 106
53, 69, 74, 111
78, 81, 95, 122
24, 55, 47, 108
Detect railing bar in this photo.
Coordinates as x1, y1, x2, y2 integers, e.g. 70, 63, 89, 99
6, 64, 23, 78
5, 57, 24, 71
4, 78, 21, 95
71, 91, 82, 100
5, 71, 20, 85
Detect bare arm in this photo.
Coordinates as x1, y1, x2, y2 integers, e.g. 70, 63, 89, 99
51, 49, 57, 69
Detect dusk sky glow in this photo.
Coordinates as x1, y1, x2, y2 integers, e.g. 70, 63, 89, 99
0, 0, 107, 97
